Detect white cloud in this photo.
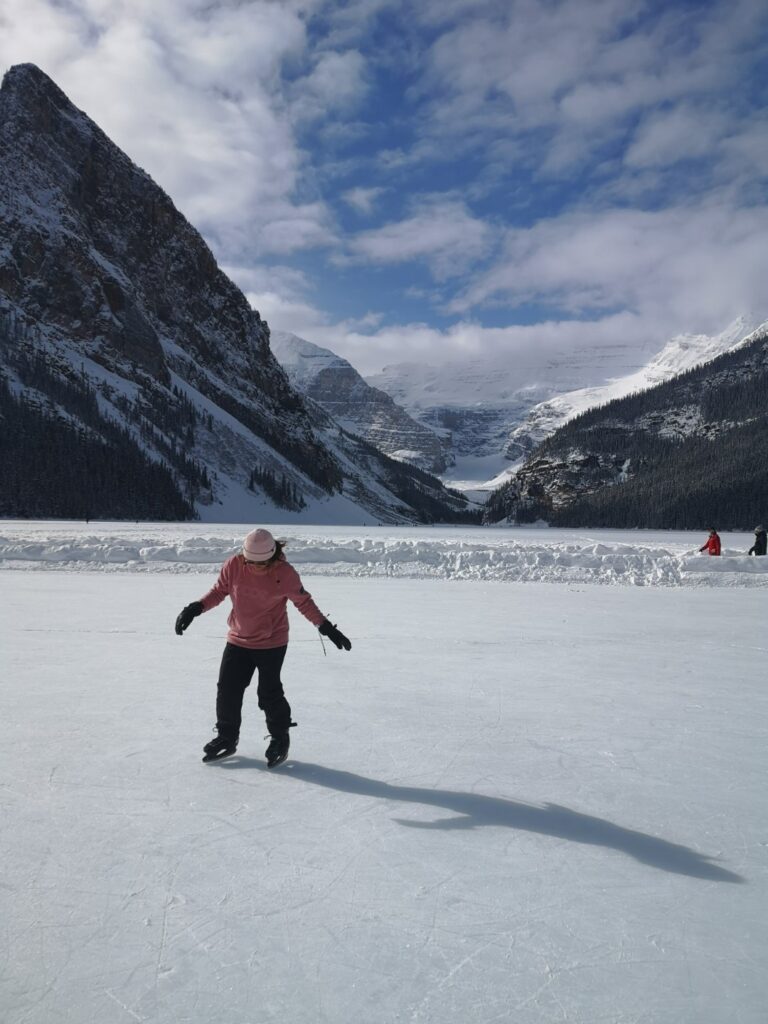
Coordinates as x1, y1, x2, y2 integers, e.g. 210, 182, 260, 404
223, 261, 328, 337
2, 0, 767, 383
718, 118, 768, 186
289, 48, 368, 122
0, 0, 336, 260
452, 199, 768, 338
348, 199, 495, 280
406, 0, 768, 184
276, 312, 660, 378
342, 186, 386, 214
229, 255, 662, 378
624, 105, 729, 169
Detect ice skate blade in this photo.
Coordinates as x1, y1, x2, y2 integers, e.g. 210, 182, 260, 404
267, 753, 289, 769
202, 749, 236, 763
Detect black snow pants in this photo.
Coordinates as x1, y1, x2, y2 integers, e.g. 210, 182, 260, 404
215, 642, 291, 741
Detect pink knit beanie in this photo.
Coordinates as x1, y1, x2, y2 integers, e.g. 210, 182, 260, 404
242, 528, 277, 563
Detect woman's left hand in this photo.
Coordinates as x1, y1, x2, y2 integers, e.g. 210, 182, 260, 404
319, 620, 352, 651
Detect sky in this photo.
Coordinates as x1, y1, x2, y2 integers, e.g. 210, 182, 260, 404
1, 0, 767, 374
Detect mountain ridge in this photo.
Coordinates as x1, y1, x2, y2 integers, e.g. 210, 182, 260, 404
0, 63, 472, 524
270, 330, 449, 473
367, 318, 759, 491
484, 324, 768, 530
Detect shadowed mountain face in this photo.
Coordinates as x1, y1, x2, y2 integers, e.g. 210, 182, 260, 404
0, 64, 471, 523
0, 64, 322, 450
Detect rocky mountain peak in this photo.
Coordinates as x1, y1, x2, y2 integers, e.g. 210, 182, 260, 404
1, 64, 472, 523
1, 62, 272, 384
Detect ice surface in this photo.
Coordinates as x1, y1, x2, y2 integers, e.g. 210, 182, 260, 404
2, 525, 767, 1023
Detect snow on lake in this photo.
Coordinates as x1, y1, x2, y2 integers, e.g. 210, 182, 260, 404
2, 523, 767, 1023
1, 520, 767, 587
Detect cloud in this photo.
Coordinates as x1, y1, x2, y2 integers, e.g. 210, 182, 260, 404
715, 118, 768, 195
224, 261, 328, 335
230, 256, 660, 379
288, 48, 368, 122
0, 0, 336, 260
2, 0, 767, 383
624, 105, 729, 169
452, 198, 768, 339
347, 199, 495, 280
286, 312, 660, 378
342, 186, 386, 214
405, 0, 768, 185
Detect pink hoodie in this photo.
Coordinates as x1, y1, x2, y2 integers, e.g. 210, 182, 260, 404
199, 555, 326, 649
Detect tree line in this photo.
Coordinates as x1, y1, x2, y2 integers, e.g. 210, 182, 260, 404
0, 311, 202, 519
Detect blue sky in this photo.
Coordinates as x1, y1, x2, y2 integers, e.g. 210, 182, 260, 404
2, 0, 767, 373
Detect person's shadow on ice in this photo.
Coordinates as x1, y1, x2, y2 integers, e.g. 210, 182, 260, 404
218, 759, 744, 883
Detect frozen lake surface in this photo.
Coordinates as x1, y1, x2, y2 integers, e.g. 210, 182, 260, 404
2, 523, 767, 1023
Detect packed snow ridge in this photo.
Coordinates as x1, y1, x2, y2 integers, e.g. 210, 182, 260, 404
2, 527, 766, 587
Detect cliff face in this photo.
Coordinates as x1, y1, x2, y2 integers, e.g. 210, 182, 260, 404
0, 64, 471, 523
271, 331, 449, 473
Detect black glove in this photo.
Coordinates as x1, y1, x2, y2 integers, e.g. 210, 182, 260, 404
175, 601, 203, 635
319, 620, 351, 651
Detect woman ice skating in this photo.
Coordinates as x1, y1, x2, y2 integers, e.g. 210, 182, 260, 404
748, 525, 767, 556
174, 528, 351, 766
699, 527, 721, 556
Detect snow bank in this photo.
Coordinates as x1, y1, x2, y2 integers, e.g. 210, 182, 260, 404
2, 525, 767, 587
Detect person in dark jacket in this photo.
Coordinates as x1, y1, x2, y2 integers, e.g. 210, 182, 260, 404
748, 525, 767, 556
699, 528, 721, 556
174, 528, 351, 766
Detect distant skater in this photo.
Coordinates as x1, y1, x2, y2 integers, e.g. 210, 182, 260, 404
175, 529, 351, 766
699, 527, 721, 556
748, 525, 766, 556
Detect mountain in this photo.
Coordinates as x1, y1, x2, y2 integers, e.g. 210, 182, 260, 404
484, 323, 768, 530
502, 316, 758, 468
367, 320, 758, 491
270, 331, 448, 473
367, 340, 658, 488
0, 63, 473, 525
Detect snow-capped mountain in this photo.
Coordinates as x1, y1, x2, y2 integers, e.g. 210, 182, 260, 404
270, 331, 448, 473
368, 319, 759, 491
0, 64, 472, 525
484, 322, 768, 530
502, 316, 761, 475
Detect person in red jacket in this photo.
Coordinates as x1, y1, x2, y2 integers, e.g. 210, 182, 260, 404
174, 528, 351, 766
699, 528, 721, 556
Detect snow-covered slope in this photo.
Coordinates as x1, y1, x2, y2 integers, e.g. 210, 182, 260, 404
270, 331, 448, 473
498, 316, 764, 486
484, 323, 768, 529
368, 318, 760, 491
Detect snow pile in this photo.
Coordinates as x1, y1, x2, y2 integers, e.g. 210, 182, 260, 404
2, 525, 767, 587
